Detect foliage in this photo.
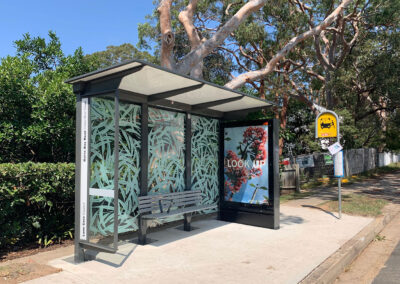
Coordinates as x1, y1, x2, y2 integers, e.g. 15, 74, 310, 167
86, 43, 158, 68
138, 0, 234, 83
0, 163, 75, 249
332, 24, 400, 150
138, 0, 400, 153
0, 31, 98, 163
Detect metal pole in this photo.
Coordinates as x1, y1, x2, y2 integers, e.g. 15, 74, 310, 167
337, 131, 341, 220
338, 177, 342, 219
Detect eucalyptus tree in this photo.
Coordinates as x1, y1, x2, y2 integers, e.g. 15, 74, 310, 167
138, 0, 355, 153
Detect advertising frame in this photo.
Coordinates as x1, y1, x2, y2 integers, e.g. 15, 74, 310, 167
219, 119, 280, 229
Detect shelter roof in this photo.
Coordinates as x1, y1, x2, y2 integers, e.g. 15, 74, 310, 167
66, 59, 275, 119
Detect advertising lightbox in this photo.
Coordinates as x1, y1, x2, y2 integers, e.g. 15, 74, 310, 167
220, 119, 279, 229
224, 125, 269, 205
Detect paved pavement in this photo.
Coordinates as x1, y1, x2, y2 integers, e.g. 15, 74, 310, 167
24, 171, 400, 284
26, 206, 372, 284
373, 240, 400, 284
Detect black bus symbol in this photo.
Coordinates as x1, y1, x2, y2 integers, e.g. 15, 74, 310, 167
320, 118, 335, 129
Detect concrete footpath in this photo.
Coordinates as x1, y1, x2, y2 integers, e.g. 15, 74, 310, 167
24, 172, 399, 284
25, 209, 372, 284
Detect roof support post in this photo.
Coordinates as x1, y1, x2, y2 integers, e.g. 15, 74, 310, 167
140, 103, 149, 197
185, 113, 192, 191
113, 91, 120, 250
74, 94, 84, 263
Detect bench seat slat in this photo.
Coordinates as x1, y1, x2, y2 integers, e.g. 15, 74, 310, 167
138, 195, 202, 209
139, 190, 201, 199
138, 190, 201, 201
138, 194, 201, 205
141, 204, 217, 219
138, 199, 203, 214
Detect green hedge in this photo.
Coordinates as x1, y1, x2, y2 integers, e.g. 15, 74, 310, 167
0, 163, 75, 249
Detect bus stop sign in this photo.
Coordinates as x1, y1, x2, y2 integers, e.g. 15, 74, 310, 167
315, 111, 339, 138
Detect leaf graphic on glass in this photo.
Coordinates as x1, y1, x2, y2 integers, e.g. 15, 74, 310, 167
148, 108, 185, 195
191, 115, 219, 213
89, 98, 141, 237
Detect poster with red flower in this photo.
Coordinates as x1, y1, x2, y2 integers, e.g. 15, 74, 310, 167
224, 125, 269, 204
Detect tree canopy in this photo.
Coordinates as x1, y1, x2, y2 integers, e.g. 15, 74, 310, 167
0, 31, 97, 162
137, 0, 400, 154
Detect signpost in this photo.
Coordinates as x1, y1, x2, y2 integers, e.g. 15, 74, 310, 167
315, 110, 342, 219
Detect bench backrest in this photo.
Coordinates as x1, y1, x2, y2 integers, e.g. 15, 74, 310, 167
138, 190, 202, 214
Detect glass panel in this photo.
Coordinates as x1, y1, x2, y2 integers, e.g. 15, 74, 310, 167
148, 108, 185, 194
89, 96, 115, 246
118, 101, 141, 233
191, 116, 219, 212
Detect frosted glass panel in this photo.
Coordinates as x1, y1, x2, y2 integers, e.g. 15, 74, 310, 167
148, 108, 185, 194
191, 116, 219, 211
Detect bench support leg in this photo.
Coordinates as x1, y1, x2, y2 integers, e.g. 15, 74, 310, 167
138, 217, 148, 245
183, 213, 192, 231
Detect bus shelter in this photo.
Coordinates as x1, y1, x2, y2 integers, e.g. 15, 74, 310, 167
66, 60, 280, 262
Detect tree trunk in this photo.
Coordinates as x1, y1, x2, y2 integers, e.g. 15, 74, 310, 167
325, 71, 334, 109
278, 93, 289, 156
176, 0, 268, 75
158, 0, 175, 70
178, 0, 203, 79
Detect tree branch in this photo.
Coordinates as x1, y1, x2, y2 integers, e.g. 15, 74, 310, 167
176, 0, 268, 75
225, 0, 353, 90
178, 0, 203, 78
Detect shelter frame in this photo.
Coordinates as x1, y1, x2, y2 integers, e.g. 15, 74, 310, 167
68, 60, 280, 262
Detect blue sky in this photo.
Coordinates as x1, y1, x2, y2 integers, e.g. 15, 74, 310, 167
0, 1, 155, 58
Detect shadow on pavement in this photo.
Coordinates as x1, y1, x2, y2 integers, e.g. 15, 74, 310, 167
280, 213, 304, 225
301, 205, 339, 219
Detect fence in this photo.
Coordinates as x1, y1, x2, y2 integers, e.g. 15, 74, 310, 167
281, 148, 400, 188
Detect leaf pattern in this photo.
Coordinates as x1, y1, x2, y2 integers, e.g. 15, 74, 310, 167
89, 98, 141, 237
148, 107, 185, 194
191, 116, 219, 212
89, 97, 115, 238
88, 102, 219, 238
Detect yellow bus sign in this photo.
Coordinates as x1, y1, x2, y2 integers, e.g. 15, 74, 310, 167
316, 112, 338, 138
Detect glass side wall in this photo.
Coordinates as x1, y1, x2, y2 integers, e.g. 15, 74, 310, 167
191, 115, 219, 212
118, 101, 141, 233
89, 96, 116, 246
148, 107, 185, 194
87, 102, 219, 242
89, 98, 142, 246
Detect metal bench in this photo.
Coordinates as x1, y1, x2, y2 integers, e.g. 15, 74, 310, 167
137, 190, 217, 245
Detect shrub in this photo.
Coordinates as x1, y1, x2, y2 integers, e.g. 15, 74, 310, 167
0, 163, 75, 249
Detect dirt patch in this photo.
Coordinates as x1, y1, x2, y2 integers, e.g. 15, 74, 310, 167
0, 240, 73, 263
0, 262, 61, 283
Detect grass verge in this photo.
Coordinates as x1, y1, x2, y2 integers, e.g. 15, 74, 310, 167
319, 194, 388, 217
300, 162, 400, 189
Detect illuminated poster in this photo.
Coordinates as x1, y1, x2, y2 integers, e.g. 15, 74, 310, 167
224, 125, 269, 205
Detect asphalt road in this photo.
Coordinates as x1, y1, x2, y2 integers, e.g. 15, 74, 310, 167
373, 240, 400, 284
